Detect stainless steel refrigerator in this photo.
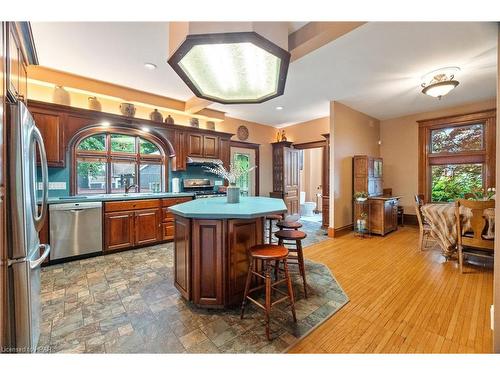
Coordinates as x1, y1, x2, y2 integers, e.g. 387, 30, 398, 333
6, 101, 50, 352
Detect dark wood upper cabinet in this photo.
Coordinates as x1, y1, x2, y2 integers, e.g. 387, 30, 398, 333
187, 133, 203, 157
31, 109, 65, 167
353, 155, 383, 197
203, 135, 219, 158
172, 130, 187, 171
187, 133, 219, 159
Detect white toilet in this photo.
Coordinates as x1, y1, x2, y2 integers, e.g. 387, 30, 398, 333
300, 191, 317, 217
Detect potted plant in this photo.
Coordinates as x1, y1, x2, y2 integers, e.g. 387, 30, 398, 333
353, 191, 368, 202
357, 212, 368, 232
203, 163, 257, 203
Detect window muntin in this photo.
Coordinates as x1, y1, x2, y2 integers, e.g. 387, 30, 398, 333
75, 132, 163, 195
430, 124, 484, 154
431, 163, 483, 202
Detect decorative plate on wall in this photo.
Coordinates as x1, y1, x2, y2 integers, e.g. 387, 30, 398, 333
237, 125, 249, 141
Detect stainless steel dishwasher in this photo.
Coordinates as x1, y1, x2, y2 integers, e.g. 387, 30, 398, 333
49, 201, 103, 260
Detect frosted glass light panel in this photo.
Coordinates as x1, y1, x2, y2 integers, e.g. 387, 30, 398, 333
169, 32, 290, 104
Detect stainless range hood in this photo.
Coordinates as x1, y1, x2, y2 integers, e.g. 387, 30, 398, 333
186, 156, 223, 165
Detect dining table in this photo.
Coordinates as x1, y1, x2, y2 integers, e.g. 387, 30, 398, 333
420, 202, 495, 259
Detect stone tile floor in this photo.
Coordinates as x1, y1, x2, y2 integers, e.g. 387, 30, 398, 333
38, 242, 348, 353
266, 218, 328, 248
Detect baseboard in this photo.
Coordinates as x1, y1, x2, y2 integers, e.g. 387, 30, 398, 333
403, 214, 418, 226
328, 224, 354, 238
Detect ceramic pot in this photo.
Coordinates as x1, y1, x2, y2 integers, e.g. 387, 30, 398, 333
190, 118, 199, 128
226, 183, 240, 204
206, 121, 215, 130
88, 96, 102, 111
165, 115, 174, 125
52, 85, 70, 105
120, 103, 136, 117
149, 109, 163, 122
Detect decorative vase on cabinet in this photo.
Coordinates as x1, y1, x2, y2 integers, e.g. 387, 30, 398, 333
52, 85, 71, 105
149, 109, 163, 122
88, 96, 102, 111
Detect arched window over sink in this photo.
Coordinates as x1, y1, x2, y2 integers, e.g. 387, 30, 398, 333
72, 129, 166, 195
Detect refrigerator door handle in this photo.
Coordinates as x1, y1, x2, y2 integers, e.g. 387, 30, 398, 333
29, 126, 49, 232
30, 244, 50, 269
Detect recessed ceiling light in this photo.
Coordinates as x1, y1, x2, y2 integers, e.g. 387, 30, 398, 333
144, 63, 157, 70
276, 106, 284, 110
101, 121, 110, 127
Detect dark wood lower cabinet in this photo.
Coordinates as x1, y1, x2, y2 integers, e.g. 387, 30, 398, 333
104, 211, 135, 252
174, 215, 191, 299
226, 218, 262, 306
173, 215, 264, 308
192, 220, 224, 306
369, 198, 399, 236
103, 197, 192, 252
134, 208, 160, 246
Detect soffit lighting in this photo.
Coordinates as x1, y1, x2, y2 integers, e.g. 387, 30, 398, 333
168, 32, 291, 104
144, 63, 157, 70
421, 67, 460, 99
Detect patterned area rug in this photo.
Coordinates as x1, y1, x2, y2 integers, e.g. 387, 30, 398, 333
38, 243, 348, 353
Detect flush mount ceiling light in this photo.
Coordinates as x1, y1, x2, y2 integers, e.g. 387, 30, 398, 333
421, 67, 460, 99
168, 23, 291, 104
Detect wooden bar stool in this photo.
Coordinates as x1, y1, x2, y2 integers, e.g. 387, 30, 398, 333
265, 214, 283, 244
276, 221, 303, 230
240, 244, 297, 341
274, 230, 308, 298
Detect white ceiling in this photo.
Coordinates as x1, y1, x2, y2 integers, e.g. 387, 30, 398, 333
31, 22, 497, 127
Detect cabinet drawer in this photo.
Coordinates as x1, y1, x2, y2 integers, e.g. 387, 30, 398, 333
162, 207, 174, 222
161, 197, 192, 207
105, 199, 160, 212
162, 223, 175, 240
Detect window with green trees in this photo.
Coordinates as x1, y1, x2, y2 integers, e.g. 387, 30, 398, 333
429, 123, 485, 202
75, 132, 163, 195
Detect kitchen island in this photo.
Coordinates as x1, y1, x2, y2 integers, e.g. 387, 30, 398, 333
169, 197, 287, 308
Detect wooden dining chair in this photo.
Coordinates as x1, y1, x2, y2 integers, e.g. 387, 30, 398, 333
455, 199, 495, 273
463, 193, 475, 200
415, 203, 432, 251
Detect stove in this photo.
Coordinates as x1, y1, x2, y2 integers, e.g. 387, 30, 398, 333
183, 178, 227, 199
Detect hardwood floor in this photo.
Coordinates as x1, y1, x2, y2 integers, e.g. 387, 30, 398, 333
288, 226, 493, 353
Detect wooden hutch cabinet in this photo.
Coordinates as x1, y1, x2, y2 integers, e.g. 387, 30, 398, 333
270, 141, 300, 216
353, 155, 399, 236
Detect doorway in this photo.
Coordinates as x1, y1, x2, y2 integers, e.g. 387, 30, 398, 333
230, 141, 259, 196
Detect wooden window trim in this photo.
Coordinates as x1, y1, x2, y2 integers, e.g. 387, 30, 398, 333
418, 109, 496, 203
229, 140, 260, 196
72, 126, 167, 195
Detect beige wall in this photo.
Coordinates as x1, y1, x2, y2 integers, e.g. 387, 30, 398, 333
380, 98, 496, 214
281, 116, 329, 143
330, 101, 380, 229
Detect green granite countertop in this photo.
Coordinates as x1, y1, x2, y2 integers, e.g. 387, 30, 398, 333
45, 192, 194, 204
168, 196, 287, 219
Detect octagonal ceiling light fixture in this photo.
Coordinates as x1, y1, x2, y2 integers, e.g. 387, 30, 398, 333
168, 26, 291, 105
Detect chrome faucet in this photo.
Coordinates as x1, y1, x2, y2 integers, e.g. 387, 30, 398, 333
124, 183, 137, 193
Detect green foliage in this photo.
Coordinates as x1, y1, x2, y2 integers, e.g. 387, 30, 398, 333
234, 153, 250, 193
431, 164, 483, 202
431, 124, 483, 153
